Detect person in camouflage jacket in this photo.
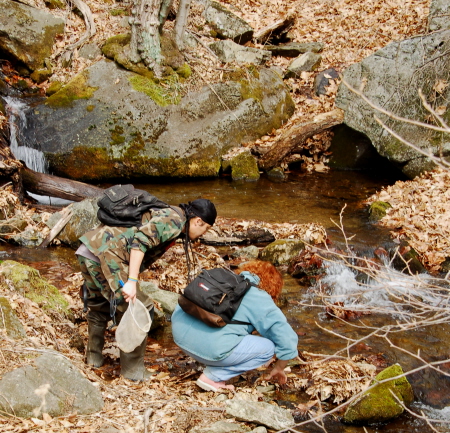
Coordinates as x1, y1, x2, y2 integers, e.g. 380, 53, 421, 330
76, 199, 217, 381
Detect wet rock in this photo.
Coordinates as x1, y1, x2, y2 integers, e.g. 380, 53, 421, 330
222, 148, 260, 181
48, 198, 99, 248
0, 260, 71, 318
210, 40, 271, 65
0, 296, 26, 339
429, 0, 450, 31
313, 68, 339, 96
285, 52, 322, 78
288, 250, 324, 281
335, 29, 450, 179
259, 239, 305, 265
0, 217, 28, 234
0, 353, 104, 418
226, 398, 295, 430
389, 241, 427, 275
368, 201, 392, 222
344, 364, 414, 425
234, 227, 275, 244
0, 0, 65, 73
11, 228, 45, 247
205, 1, 254, 44
267, 167, 287, 180
265, 42, 324, 58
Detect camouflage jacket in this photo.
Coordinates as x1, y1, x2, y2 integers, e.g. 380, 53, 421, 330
79, 206, 186, 296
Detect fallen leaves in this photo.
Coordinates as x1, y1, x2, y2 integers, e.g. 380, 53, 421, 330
366, 168, 450, 271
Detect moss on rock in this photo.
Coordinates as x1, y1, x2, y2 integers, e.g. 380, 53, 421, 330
0, 296, 26, 339
344, 364, 414, 425
0, 260, 71, 319
369, 201, 392, 222
260, 239, 305, 265
128, 74, 181, 106
45, 71, 97, 108
222, 149, 260, 181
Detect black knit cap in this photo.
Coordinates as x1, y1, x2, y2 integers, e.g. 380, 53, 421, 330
189, 199, 217, 226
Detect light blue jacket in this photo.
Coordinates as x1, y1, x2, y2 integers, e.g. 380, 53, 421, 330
171, 273, 298, 362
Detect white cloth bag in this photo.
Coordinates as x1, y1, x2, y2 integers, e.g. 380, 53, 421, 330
116, 299, 152, 353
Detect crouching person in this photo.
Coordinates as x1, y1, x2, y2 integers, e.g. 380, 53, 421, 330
171, 260, 298, 391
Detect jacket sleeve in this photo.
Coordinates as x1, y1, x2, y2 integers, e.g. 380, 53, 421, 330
237, 289, 299, 361
130, 208, 185, 254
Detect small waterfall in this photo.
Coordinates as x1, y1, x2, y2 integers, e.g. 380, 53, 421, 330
4, 96, 48, 173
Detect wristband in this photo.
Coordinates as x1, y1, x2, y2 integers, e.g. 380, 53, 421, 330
128, 277, 139, 283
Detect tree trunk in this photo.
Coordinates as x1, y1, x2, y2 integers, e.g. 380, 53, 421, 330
174, 0, 191, 50
259, 109, 344, 171
21, 167, 103, 202
159, 0, 174, 32
130, 0, 164, 69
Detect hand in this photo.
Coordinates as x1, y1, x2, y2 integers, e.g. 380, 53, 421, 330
122, 280, 137, 303
265, 359, 289, 385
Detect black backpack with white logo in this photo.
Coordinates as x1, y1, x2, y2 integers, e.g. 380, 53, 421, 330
178, 268, 253, 327
97, 184, 169, 227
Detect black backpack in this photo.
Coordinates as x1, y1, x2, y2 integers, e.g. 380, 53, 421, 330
178, 268, 253, 327
97, 184, 170, 227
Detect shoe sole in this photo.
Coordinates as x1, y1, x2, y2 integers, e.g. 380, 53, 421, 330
196, 378, 221, 392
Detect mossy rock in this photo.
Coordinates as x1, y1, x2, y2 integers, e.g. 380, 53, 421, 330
46, 80, 63, 96
45, 71, 98, 108
344, 364, 414, 425
0, 260, 71, 319
0, 296, 26, 339
260, 239, 305, 265
368, 201, 392, 222
44, 0, 65, 9
30, 68, 53, 84
222, 149, 260, 181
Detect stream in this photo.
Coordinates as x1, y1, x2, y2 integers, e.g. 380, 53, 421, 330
2, 169, 450, 432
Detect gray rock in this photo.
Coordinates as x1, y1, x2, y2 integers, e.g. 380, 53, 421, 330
11, 228, 45, 247
265, 42, 324, 58
0, 0, 65, 72
285, 52, 322, 78
205, 1, 254, 44
267, 167, 287, 180
140, 281, 179, 314
0, 296, 26, 339
0, 353, 104, 418
47, 198, 100, 248
210, 40, 271, 65
23, 60, 294, 181
335, 30, 450, 179
191, 420, 249, 433
429, 0, 450, 31
79, 43, 102, 60
259, 239, 305, 265
226, 399, 295, 431
314, 68, 339, 96
251, 427, 267, 433
232, 245, 260, 259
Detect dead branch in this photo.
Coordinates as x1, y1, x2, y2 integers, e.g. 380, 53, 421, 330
63, 0, 97, 52
253, 15, 295, 44
259, 109, 344, 171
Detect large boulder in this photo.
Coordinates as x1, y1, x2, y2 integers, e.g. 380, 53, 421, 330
429, 0, 450, 31
0, 0, 64, 73
336, 30, 450, 179
0, 353, 104, 418
22, 60, 295, 181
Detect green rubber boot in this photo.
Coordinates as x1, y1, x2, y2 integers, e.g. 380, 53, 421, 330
120, 337, 153, 381
86, 323, 106, 367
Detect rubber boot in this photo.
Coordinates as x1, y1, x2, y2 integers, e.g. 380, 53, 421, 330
120, 336, 152, 381
86, 323, 106, 367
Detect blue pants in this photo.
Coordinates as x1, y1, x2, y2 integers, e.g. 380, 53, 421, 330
182, 335, 275, 382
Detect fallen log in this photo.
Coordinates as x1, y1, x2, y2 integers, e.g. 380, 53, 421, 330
21, 166, 103, 202
254, 15, 295, 43
259, 108, 344, 171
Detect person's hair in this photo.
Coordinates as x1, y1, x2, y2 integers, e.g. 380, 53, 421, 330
236, 260, 283, 301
